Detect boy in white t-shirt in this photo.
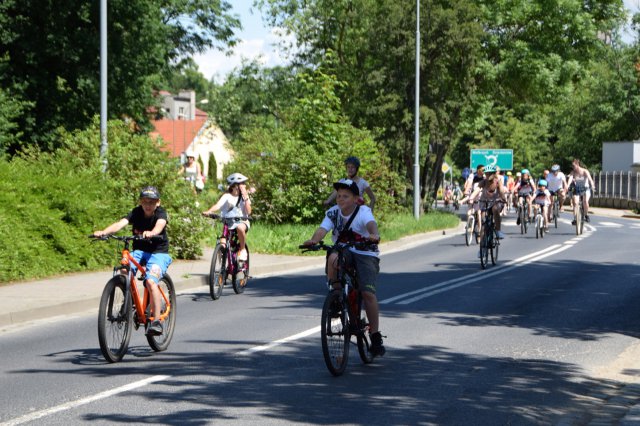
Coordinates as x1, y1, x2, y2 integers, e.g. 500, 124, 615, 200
304, 179, 385, 357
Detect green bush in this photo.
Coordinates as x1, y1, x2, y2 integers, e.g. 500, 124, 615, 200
0, 119, 209, 283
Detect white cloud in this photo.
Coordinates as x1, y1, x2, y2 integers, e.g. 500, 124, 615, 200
194, 27, 295, 83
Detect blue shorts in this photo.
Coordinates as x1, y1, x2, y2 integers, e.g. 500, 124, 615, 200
131, 251, 172, 285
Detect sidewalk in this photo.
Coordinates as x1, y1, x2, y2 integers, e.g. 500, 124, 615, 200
0, 206, 635, 331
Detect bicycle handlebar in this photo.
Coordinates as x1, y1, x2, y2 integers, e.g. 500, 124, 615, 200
88, 234, 162, 242
202, 212, 251, 221
298, 240, 379, 253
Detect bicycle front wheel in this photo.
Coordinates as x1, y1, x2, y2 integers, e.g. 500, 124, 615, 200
575, 210, 583, 236
519, 207, 526, 235
232, 244, 250, 294
553, 202, 559, 228
98, 276, 132, 363
535, 214, 542, 239
480, 233, 489, 269
147, 275, 177, 352
321, 290, 350, 376
208, 244, 226, 300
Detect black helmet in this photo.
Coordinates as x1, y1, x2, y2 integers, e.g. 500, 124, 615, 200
344, 156, 361, 169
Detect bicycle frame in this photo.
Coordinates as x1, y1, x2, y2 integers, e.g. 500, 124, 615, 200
117, 242, 172, 325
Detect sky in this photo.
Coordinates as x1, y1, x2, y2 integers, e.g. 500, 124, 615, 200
194, 0, 640, 83
193, 1, 293, 83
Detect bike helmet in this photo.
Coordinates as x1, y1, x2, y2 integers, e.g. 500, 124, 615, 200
538, 179, 548, 187
139, 186, 161, 200
226, 173, 248, 184
551, 164, 560, 172
344, 156, 361, 169
507, 171, 512, 176
185, 150, 196, 158
521, 169, 530, 176
484, 165, 496, 173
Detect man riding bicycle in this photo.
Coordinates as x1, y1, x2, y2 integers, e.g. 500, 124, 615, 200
303, 179, 385, 357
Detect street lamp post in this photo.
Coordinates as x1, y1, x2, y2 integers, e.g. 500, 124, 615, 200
99, 0, 108, 172
413, 0, 421, 219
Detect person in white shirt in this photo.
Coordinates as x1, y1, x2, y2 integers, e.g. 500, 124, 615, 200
546, 164, 568, 221
533, 179, 552, 231
304, 179, 385, 357
324, 156, 376, 211
203, 173, 252, 261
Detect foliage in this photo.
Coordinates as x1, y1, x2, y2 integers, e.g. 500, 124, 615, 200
0, 119, 209, 282
225, 69, 403, 224
0, 0, 240, 153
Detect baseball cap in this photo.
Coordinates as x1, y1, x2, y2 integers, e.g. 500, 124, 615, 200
139, 186, 161, 200
333, 179, 360, 196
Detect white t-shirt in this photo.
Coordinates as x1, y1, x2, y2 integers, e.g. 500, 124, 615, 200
217, 193, 250, 218
546, 172, 566, 192
320, 205, 378, 257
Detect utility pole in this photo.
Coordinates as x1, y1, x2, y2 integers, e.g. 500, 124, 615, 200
99, 0, 108, 172
413, 0, 421, 219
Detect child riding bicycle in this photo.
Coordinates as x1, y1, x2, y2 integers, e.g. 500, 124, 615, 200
303, 179, 385, 357
203, 173, 252, 263
93, 186, 172, 336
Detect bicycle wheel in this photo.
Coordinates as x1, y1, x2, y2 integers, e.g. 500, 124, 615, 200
208, 244, 226, 300
147, 275, 177, 352
535, 214, 541, 239
523, 205, 529, 234
519, 207, 526, 235
98, 276, 132, 363
355, 300, 374, 364
490, 231, 499, 265
465, 216, 474, 246
553, 201, 559, 228
575, 208, 583, 236
321, 290, 350, 376
480, 232, 489, 269
232, 244, 250, 294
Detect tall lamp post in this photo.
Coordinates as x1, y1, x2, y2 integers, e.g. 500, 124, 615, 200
413, 0, 421, 219
99, 0, 108, 172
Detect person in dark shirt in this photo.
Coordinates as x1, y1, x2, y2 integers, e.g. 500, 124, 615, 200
93, 186, 172, 336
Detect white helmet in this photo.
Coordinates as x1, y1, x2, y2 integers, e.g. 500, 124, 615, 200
227, 173, 248, 184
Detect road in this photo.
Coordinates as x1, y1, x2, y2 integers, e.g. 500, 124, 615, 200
2, 213, 640, 425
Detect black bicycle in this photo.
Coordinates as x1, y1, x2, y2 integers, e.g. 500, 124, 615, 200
517, 195, 530, 235
479, 201, 501, 269
300, 241, 377, 376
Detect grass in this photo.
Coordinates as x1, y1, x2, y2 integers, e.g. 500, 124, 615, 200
248, 210, 460, 256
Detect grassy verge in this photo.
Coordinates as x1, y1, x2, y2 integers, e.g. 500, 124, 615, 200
248, 210, 460, 256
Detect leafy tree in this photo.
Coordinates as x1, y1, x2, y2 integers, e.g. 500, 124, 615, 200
0, 0, 240, 153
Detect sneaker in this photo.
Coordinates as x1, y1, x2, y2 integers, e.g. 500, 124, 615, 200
516, 216, 521, 225
584, 215, 590, 223
370, 332, 386, 357
146, 320, 163, 336
238, 249, 248, 261
495, 230, 505, 239
571, 219, 576, 225
478, 250, 482, 258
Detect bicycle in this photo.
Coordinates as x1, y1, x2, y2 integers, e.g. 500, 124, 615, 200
516, 195, 530, 235
464, 203, 481, 246
203, 213, 250, 300
550, 193, 560, 229
479, 201, 500, 269
299, 240, 378, 376
90, 235, 176, 363
573, 192, 585, 236
533, 204, 545, 239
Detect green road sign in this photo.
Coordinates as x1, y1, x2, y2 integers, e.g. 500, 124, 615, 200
470, 149, 513, 171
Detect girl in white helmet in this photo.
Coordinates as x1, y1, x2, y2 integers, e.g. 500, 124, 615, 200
203, 173, 252, 261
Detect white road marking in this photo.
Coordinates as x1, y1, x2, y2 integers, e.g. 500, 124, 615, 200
237, 326, 321, 356
1, 375, 170, 426
599, 221, 623, 228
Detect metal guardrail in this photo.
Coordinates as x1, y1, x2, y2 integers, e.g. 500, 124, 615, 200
593, 171, 640, 201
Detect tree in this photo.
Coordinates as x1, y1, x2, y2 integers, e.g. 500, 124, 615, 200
0, 0, 240, 154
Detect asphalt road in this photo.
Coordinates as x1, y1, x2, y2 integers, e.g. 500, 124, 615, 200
2, 213, 640, 425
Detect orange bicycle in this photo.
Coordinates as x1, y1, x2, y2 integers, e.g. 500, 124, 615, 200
90, 235, 177, 363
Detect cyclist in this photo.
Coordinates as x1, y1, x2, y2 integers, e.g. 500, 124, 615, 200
567, 158, 596, 224
506, 171, 515, 213
465, 167, 507, 240
533, 179, 552, 231
303, 179, 385, 357
93, 186, 172, 336
203, 173, 252, 262
546, 164, 568, 221
513, 169, 535, 225
324, 156, 376, 211
464, 164, 485, 196
452, 182, 463, 208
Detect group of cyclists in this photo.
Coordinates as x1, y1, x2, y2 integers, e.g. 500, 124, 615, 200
456, 158, 596, 248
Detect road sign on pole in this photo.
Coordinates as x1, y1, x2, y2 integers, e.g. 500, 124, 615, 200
470, 149, 513, 170
441, 162, 450, 174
